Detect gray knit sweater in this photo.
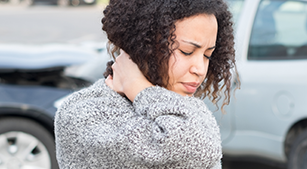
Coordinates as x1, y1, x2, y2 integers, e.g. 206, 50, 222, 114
55, 79, 222, 169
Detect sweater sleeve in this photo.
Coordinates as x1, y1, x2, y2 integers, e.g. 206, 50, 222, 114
118, 86, 222, 168
212, 161, 222, 169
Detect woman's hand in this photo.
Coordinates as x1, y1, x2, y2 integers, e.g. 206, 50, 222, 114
105, 50, 153, 102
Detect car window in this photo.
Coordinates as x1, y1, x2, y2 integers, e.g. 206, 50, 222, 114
248, 0, 307, 60
226, 0, 244, 30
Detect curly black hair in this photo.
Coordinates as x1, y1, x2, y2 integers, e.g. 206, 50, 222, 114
102, 0, 240, 112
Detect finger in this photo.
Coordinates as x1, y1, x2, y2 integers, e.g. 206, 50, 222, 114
119, 49, 130, 59
120, 49, 125, 55
105, 75, 114, 89
111, 61, 117, 70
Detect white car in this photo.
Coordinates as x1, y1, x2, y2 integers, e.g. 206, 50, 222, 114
208, 0, 307, 168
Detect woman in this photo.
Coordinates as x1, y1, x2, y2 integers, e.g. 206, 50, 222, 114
55, 0, 238, 168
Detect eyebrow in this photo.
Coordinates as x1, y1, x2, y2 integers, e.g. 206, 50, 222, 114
181, 40, 216, 50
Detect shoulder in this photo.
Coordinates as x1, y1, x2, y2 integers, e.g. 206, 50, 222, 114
59, 78, 127, 109
55, 79, 132, 125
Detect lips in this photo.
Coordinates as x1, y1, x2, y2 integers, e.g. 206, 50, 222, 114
181, 82, 200, 94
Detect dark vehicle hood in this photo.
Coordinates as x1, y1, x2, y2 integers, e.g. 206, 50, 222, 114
0, 43, 110, 82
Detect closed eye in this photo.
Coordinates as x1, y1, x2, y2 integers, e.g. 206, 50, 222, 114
179, 49, 193, 56
204, 55, 211, 60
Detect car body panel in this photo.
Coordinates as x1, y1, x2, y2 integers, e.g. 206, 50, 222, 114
0, 44, 97, 70
212, 0, 307, 164
0, 83, 71, 118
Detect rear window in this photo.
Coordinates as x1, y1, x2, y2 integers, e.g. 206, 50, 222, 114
248, 0, 307, 60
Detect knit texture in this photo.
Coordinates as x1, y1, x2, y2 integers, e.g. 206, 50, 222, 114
55, 79, 222, 169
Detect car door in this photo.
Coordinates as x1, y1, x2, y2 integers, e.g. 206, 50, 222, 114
223, 0, 307, 162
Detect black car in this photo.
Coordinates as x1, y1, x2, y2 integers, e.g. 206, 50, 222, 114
0, 43, 108, 168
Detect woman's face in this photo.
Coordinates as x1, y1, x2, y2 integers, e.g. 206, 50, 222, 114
167, 14, 218, 97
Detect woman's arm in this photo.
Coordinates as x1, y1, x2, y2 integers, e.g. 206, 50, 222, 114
55, 84, 222, 168
119, 85, 222, 168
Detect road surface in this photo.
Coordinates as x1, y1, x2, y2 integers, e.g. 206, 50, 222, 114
0, 3, 107, 44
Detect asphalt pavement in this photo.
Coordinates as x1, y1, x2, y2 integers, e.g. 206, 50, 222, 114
0, 3, 107, 44
0, 3, 286, 169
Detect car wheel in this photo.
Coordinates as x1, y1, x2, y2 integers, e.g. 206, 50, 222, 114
288, 129, 307, 169
0, 117, 58, 169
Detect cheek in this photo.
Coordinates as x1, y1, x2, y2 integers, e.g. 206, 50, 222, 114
168, 54, 190, 82
203, 61, 210, 79
168, 54, 176, 83
168, 53, 185, 83
205, 61, 209, 72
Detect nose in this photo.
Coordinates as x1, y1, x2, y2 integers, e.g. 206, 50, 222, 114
190, 53, 209, 76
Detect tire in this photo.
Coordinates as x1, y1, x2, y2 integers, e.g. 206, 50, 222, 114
288, 129, 307, 169
0, 117, 58, 169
